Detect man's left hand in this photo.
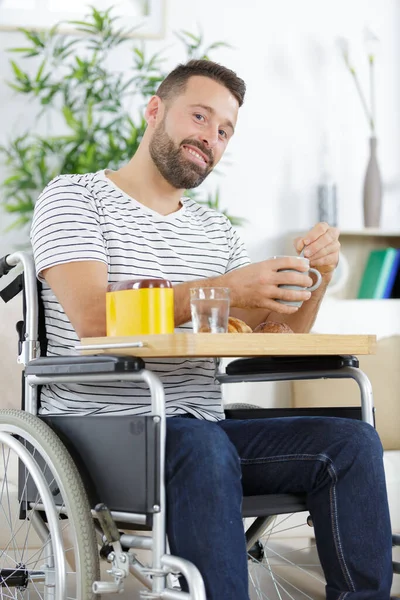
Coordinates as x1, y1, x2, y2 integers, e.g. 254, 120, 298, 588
294, 222, 340, 275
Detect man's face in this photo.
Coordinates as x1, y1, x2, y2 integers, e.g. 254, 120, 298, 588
149, 76, 239, 189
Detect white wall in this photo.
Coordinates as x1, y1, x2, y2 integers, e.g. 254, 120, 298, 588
1, 0, 400, 406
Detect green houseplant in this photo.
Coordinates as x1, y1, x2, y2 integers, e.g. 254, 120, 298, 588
0, 7, 245, 231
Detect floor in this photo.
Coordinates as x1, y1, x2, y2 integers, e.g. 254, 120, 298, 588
101, 539, 400, 600
3, 528, 398, 599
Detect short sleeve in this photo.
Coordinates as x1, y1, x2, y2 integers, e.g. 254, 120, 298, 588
224, 219, 250, 273
30, 176, 107, 281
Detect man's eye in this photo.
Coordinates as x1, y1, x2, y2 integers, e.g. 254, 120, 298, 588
194, 113, 205, 122
219, 129, 227, 139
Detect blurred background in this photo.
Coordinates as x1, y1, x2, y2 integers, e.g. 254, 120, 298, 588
1, 0, 400, 261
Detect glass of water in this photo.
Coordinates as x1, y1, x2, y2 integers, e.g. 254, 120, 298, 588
190, 288, 230, 333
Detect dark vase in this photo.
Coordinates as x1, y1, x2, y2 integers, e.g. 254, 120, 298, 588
363, 136, 382, 228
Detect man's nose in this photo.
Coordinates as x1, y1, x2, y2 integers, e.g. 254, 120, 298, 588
201, 124, 219, 149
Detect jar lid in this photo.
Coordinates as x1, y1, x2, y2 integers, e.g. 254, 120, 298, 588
107, 279, 172, 292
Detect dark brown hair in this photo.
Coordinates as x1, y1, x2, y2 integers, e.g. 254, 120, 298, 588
156, 59, 246, 107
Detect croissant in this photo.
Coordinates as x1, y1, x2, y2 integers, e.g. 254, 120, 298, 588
228, 316, 253, 333
253, 320, 294, 334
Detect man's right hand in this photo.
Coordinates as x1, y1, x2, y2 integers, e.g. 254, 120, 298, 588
224, 257, 314, 314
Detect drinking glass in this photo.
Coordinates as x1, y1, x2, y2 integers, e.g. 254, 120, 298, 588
190, 287, 230, 333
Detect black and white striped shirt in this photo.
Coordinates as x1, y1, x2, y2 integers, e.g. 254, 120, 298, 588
30, 170, 250, 420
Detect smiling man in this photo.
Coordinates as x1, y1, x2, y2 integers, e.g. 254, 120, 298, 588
31, 60, 393, 599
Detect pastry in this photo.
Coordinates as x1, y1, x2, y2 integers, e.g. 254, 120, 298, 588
228, 316, 253, 333
253, 320, 294, 334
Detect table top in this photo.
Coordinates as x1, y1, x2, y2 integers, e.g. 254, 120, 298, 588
78, 333, 377, 358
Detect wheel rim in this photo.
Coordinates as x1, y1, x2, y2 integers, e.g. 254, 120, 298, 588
0, 435, 79, 600
247, 513, 326, 600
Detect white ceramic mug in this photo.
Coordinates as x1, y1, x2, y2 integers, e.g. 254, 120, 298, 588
273, 255, 322, 307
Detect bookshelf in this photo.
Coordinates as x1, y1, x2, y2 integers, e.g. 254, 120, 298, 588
338, 229, 400, 237
334, 230, 400, 299
287, 229, 400, 300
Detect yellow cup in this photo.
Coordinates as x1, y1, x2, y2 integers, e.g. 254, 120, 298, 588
106, 279, 174, 336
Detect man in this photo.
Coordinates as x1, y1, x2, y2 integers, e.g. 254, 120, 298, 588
31, 59, 392, 599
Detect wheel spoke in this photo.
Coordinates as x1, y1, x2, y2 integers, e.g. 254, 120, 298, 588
1, 496, 49, 568
0, 580, 16, 600
249, 568, 272, 599
264, 556, 284, 600
1, 446, 21, 566
28, 572, 46, 600
247, 512, 325, 599
261, 543, 325, 585
264, 568, 316, 600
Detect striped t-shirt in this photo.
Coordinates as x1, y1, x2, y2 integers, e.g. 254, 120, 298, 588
30, 170, 250, 420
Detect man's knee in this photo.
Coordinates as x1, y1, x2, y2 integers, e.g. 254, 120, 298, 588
315, 418, 384, 476
329, 418, 382, 457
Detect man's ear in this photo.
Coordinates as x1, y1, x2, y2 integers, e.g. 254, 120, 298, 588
145, 95, 164, 128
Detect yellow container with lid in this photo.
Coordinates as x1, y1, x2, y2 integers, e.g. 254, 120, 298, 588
106, 279, 174, 336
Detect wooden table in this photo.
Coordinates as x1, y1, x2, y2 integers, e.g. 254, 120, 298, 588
78, 333, 377, 358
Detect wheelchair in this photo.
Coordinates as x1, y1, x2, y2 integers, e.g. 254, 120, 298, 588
0, 250, 399, 600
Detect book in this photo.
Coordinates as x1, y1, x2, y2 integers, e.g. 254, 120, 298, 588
383, 249, 400, 298
390, 257, 400, 298
357, 248, 400, 299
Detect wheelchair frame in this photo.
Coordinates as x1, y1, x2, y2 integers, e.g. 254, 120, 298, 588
1, 250, 398, 600
1, 251, 207, 600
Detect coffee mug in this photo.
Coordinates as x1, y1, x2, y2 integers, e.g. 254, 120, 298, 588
273, 255, 322, 307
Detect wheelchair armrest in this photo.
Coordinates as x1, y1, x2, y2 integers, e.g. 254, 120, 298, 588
26, 355, 145, 376
224, 406, 363, 421
224, 354, 359, 376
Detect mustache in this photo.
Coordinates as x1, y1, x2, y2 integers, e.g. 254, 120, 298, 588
180, 138, 214, 166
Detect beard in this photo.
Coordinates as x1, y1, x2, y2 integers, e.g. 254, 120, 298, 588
149, 118, 214, 189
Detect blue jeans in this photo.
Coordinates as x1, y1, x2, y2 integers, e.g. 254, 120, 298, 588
165, 415, 393, 600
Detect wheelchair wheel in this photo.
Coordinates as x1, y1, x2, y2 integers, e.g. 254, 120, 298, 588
247, 513, 326, 599
0, 409, 100, 600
